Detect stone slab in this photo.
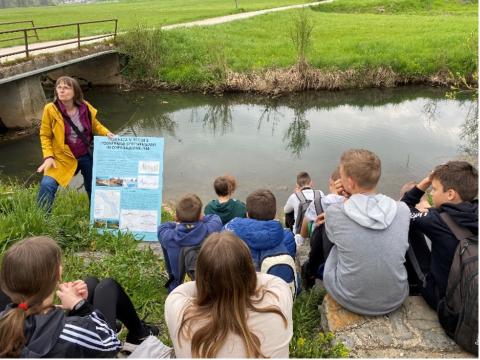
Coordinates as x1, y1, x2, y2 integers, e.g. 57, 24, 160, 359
320, 293, 474, 358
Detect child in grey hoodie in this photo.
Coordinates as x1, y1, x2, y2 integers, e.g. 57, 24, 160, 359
323, 149, 410, 316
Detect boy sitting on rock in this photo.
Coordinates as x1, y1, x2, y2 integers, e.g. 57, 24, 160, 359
204, 175, 246, 225
401, 161, 478, 309
158, 193, 222, 293
323, 149, 410, 315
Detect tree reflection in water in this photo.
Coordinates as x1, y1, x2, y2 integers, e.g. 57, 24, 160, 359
123, 102, 178, 139
283, 109, 310, 158
199, 103, 233, 136
259, 97, 311, 157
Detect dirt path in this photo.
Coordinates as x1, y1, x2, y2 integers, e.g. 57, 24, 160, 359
0, 1, 332, 63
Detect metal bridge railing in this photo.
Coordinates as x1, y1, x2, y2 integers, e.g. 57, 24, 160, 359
0, 20, 40, 43
0, 19, 118, 59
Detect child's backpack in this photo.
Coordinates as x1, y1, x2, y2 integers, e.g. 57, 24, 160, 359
294, 189, 322, 235
305, 195, 333, 282
437, 212, 478, 355
178, 244, 202, 282
260, 252, 299, 298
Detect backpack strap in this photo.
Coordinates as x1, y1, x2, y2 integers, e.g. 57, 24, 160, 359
439, 212, 474, 242
294, 190, 308, 204
313, 190, 323, 215
407, 244, 427, 288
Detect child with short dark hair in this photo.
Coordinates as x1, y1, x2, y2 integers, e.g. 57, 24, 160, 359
323, 149, 410, 315
284, 172, 321, 234
204, 175, 246, 225
224, 189, 298, 295
401, 161, 478, 309
158, 194, 222, 293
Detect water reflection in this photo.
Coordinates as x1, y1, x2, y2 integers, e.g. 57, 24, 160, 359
195, 103, 233, 136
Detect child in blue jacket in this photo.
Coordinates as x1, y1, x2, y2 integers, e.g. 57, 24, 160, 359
158, 193, 222, 293
224, 189, 298, 296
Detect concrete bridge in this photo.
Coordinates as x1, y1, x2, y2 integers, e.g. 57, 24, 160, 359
0, 50, 122, 129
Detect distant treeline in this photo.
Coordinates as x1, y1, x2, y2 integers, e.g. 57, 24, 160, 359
0, 0, 105, 8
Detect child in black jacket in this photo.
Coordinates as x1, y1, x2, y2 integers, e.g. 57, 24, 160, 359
0, 236, 158, 357
401, 161, 478, 309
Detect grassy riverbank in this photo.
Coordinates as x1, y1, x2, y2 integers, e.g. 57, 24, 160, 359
0, 0, 313, 47
0, 181, 348, 357
117, 0, 477, 92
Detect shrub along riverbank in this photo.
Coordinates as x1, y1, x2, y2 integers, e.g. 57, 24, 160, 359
0, 181, 349, 357
117, 0, 477, 93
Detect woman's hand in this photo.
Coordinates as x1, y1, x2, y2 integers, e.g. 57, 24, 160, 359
57, 282, 84, 310
37, 157, 57, 173
106, 132, 116, 141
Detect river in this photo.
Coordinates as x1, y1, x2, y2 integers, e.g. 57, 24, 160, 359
0, 86, 473, 215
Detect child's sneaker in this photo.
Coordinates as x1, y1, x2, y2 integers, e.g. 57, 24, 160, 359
122, 321, 160, 354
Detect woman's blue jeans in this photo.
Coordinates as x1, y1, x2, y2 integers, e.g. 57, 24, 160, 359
37, 154, 93, 213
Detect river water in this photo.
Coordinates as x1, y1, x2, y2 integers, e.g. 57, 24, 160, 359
0, 86, 473, 215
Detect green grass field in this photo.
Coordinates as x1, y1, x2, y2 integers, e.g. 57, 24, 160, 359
117, 0, 477, 88
0, 0, 313, 47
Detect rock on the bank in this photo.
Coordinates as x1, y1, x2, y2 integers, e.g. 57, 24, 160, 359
320, 294, 474, 358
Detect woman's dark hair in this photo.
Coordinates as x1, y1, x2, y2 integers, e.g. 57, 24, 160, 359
178, 232, 287, 358
54, 76, 84, 106
0, 236, 62, 357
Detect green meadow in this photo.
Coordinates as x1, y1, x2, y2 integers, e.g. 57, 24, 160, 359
117, 0, 477, 89
0, 0, 313, 46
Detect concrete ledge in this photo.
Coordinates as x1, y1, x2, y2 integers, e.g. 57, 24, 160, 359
320, 294, 474, 358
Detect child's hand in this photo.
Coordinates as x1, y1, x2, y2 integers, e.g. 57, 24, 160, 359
314, 213, 325, 226
71, 280, 88, 300
418, 173, 433, 192
57, 283, 84, 310
334, 179, 351, 198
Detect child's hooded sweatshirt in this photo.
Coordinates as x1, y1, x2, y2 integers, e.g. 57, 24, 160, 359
204, 198, 246, 225
158, 214, 223, 292
323, 194, 410, 316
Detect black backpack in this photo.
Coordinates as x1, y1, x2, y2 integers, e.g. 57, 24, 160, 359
437, 212, 478, 355
294, 189, 321, 235
302, 194, 333, 289
309, 195, 333, 269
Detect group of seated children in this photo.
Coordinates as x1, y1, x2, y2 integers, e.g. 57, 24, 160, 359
158, 149, 477, 355
0, 149, 477, 357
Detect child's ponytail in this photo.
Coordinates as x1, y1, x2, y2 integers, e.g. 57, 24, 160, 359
0, 236, 62, 357
0, 306, 28, 357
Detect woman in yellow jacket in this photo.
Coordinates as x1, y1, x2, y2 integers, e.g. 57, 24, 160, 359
37, 76, 114, 212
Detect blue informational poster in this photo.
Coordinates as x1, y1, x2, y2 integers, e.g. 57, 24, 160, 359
90, 136, 164, 241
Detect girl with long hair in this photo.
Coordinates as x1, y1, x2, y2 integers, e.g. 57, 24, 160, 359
0, 236, 158, 357
36, 76, 115, 212
165, 231, 293, 358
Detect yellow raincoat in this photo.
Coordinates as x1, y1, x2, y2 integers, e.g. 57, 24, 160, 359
39, 101, 110, 187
